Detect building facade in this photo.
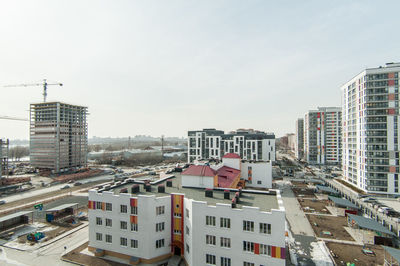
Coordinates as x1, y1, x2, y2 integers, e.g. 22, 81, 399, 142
188, 129, 275, 163
295, 118, 304, 160
342, 63, 400, 194
30, 102, 88, 173
304, 107, 342, 165
88, 175, 285, 265
0, 139, 9, 177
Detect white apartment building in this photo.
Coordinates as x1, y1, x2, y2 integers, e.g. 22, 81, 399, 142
188, 129, 275, 163
295, 118, 304, 160
304, 107, 342, 165
88, 174, 285, 265
342, 62, 400, 194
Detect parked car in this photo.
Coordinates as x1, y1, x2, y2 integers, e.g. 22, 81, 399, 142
61, 185, 70, 190
0, 200, 6, 205
74, 182, 83, 186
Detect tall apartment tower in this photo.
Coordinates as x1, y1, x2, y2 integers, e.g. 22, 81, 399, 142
30, 102, 88, 173
295, 118, 304, 160
187, 129, 275, 163
342, 63, 400, 194
0, 139, 9, 177
304, 107, 342, 165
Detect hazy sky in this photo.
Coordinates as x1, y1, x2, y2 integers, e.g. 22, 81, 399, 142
1, 1, 400, 140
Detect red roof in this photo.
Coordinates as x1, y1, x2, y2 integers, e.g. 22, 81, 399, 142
222, 153, 241, 159
216, 166, 241, 188
182, 165, 216, 177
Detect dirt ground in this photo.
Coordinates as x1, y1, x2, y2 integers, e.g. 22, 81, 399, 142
292, 187, 315, 197
307, 214, 355, 241
62, 242, 129, 266
299, 199, 329, 214
291, 181, 309, 188
326, 242, 384, 266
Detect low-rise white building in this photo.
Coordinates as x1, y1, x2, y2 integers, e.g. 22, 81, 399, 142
88, 171, 285, 265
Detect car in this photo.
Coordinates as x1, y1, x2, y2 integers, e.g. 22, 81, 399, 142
0, 200, 6, 205
61, 185, 70, 190
74, 182, 82, 186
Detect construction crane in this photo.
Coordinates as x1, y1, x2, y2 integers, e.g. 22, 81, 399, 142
4, 79, 63, 102
0, 115, 28, 122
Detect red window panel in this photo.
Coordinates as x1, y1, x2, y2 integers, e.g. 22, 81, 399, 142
254, 243, 260, 255
388, 109, 396, 115
388, 72, 395, 79
389, 80, 395, 86
389, 94, 395, 101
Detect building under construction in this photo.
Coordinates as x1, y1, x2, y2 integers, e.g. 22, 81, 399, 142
30, 102, 88, 173
0, 139, 9, 177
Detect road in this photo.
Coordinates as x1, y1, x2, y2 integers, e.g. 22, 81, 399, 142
0, 174, 113, 204
0, 226, 88, 266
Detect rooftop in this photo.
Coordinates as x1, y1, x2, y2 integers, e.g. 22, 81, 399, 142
222, 153, 241, 159
99, 173, 279, 212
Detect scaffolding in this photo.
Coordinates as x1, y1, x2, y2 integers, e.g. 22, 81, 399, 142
30, 102, 88, 173
0, 139, 9, 177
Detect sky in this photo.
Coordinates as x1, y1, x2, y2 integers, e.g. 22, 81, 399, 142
1, 0, 400, 140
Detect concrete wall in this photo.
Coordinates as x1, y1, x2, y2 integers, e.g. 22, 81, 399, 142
181, 174, 215, 189
241, 161, 272, 188
222, 157, 241, 170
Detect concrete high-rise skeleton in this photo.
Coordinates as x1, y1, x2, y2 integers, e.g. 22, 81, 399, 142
295, 118, 304, 160
342, 63, 400, 194
30, 102, 88, 173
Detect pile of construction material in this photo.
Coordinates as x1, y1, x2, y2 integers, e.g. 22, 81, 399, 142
0, 176, 31, 186
52, 169, 104, 183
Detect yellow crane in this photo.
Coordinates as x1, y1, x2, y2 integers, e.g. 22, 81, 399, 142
4, 79, 63, 102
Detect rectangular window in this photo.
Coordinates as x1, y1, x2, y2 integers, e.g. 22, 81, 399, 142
120, 237, 127, 246
131, 206, 138, 215
120, 205, 127, 213
220, 217, 231, 228
120, 221, 127, 230
260, 223, 271, 234
105, 218, 112, 227
243, 262, 254, 266
96, 201, 102, 210
206, 254, 216, 265
96, 233, 102, 241
96, 217, 102, 226
156, 239, 165, 248
243, 241, 254, 253
156, 206, 165, 215
131, 223, 138, 232
206, 235, 216, 245
260, 244, 271, 256
243, 220, 254, 232
131, 239, 138, 248
156, 222, 165, 232
220, 237, 231, 248
105, 234, 112, 243
206, 215, 216, 226
221, 257, 231, 266
105, 203, 112, 211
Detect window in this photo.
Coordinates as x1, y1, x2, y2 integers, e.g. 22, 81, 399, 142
220, 237, 231, 248
156, 222, 165, 232
96, 217, 102, 226
120, 237, 127, 247
206, 235, 216, 245
96, 233, 102, 241
260, 223, 271, 234
105, 234, 112, 243
173, 229, 181, 234
185, 225, 189, 235
120, 221, 127, 230
206, 254, 216, 265
131, 223, 138, 232
156, 239, 165, 248
131, 239, 138, 248
257, 181, 262, 184
186, 244, 190, 253
221, 257, 231, 266
243, 241, 254, 253
105, 203, 112, 211
105, 218, 112, 227
96, 201, 102, 210
131, 206, 138, 215
120, 204, 127, 213
243, 262, 254, 266
206, 215, 216, 226
260, 244, 271, 256
156, 206, 165, 215
220, 217, 231, 228
243, 220, 254, 232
